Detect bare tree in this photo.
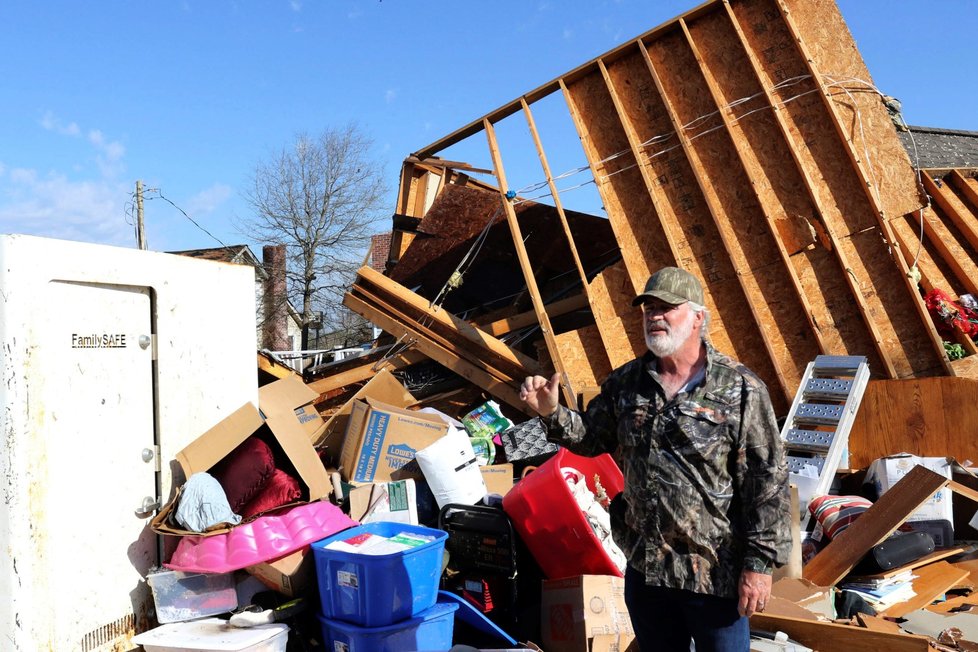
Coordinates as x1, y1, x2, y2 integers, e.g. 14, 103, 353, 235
241, 125, 388, 349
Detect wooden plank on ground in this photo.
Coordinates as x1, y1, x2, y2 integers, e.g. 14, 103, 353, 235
855, 613, 906, 634
803, 465, 949, 586
880, 561, 970, 618
749, 613, 929, 652
258, 351, 297, 380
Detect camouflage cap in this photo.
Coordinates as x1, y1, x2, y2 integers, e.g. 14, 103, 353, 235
632, 266, 704, 306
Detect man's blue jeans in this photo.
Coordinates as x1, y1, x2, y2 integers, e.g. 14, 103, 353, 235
624, 566, 749, 651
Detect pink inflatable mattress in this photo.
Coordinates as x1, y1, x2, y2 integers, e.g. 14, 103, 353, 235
165, 501, 357, 573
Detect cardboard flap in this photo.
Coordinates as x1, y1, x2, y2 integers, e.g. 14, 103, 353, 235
175, 403, 264, 477
264, 414, 332, 501
317, 369, 416, 450
258, 375, 319, 418
362, 396, 444, 424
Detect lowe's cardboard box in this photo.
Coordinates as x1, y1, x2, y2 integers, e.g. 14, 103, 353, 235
151, 376, 333, 536
340, 397, 448, 484
541, 575, 633, 652
245, 547, 314, 597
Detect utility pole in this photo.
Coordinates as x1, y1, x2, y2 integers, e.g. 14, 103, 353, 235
135, 180, 146, 250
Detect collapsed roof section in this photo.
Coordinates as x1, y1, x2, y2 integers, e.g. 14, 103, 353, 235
341, 0, 978, 417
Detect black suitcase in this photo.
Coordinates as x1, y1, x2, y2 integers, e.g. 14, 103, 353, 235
851, 531, 935, 575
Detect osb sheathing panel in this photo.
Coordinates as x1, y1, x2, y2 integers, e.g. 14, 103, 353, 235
589, 261, 646, 370
402, 0, 958, 412
782, 0, 925, 221
555, 325, 613, 390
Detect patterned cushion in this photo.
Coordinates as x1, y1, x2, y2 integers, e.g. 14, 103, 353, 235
808, 494, 873, 540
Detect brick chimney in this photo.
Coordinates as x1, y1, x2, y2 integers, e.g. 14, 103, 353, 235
262, 244, 289, 351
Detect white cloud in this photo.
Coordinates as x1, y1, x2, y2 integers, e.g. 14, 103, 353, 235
563, 27, 574, 40
184, 183, 232, 217
0, 168, 132, 246
290, 0, 301, 11
39, 111, 80, 137
385, 89, 397, 104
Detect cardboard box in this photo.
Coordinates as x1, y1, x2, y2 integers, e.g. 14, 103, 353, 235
340, 397, 448, 484
590, 634, 637, 652
867, 454, 953, 523
541, 575, 633, 652
245, 547, 314, 597
347, 479, 419, 524
481, 464, 515, 497
316, 369, 416, 456
152, 378, 333, 536
258, 375, 325, 441
771, 578, 834, 620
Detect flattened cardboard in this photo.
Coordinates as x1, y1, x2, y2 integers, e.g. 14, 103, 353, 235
340, 397, 448, 484
771, 578, 834, 620
316, 369, 416, 454
481, 464, 515, 497
541, 575, 633, 652
245, 547, 314, 597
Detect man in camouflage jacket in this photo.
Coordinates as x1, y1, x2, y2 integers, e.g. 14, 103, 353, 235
520, 266, 790, 652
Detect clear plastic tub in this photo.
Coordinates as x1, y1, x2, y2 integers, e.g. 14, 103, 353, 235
131, 618, 288, 652
502, 448, 624, 579
147, 568, 237, 623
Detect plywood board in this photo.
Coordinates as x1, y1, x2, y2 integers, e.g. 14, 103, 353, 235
555, 325, 613, 390
848, 377, 978, 468
588, 261, 645, 370
880, 561, 970, 618
782, 0, 924, 221
803, 465, 949, 587
749, 613, 929, 652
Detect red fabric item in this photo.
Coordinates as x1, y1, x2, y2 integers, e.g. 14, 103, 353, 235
212, 436, 275, 512
239, 468, 302, 519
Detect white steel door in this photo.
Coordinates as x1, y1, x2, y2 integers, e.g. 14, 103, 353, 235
40, 280, 157, 650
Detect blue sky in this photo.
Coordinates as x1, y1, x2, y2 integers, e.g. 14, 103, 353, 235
1, 1, 975, 254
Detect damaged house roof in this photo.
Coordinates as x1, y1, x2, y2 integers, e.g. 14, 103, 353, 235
336, 0, 978, 422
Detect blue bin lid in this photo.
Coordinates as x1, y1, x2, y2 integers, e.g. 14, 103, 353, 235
437, 590, 517, 646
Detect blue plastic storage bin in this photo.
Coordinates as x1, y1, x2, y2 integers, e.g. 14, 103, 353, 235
311, 521, 448, 627
317, 602, 458, 652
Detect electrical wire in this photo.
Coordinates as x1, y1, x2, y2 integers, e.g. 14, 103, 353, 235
143, 188, 229, 249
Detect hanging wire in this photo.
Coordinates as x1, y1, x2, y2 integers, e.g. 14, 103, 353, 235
143, 188, 229, 248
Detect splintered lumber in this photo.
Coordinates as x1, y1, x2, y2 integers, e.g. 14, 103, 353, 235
803, 465, 949, 586
343, 266, 540, 412
879, 561, 971, 618
306, 348, 428, 398
257, 351, 297, 380
749, 613, 929, 652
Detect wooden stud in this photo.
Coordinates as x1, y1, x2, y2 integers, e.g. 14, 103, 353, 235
476, 292, 589, 338
519, 98, 592, 295
343, 292, 526, 411
924, 173, 978, 255
889, 216, 978, 356
257, 351, 297, 380
354, 265, 541, 374
949, 169, 978, 213
681, 9, 828, 366
350, 282, 534, 384
306, 348, 428, 398
484, 118, 578, 407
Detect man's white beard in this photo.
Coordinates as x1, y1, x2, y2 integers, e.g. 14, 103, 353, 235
645, 308, 696, 357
